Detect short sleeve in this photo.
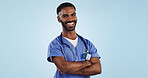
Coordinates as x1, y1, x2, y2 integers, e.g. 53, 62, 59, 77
87, 40, 101, 59
47, 40, 64, 62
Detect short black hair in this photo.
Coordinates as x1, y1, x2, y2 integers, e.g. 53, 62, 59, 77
57, 2, 76, 15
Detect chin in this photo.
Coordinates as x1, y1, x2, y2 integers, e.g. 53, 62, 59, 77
67, 27, 75, 31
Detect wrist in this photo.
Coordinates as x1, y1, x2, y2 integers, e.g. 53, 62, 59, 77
83, 61, 91, 67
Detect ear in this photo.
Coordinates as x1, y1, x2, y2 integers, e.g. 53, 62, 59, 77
57, 16, 61, 22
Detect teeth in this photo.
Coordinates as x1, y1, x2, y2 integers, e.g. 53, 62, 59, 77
67, 22, 74, 25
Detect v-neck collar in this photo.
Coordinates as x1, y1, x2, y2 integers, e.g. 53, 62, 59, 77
61, 36, 79, 49
63, 36, 78, 48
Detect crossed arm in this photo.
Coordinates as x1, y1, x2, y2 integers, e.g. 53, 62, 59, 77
52, 56, 101, 76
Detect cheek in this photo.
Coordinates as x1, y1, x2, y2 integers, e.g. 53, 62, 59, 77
59, 16, 66, 22
74, 17, 77, 20
61, 18, 67, 22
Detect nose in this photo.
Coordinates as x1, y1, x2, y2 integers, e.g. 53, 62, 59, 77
67, 16, 75, 22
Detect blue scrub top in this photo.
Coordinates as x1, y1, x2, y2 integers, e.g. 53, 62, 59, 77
47, 35, 101, 78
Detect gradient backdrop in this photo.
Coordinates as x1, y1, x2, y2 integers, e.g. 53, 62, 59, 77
0, 0, 147, 78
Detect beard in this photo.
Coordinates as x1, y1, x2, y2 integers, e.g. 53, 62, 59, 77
61, 20, 77, 31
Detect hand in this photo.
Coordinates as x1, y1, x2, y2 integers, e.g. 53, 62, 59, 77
83, 61, 92, 67
57, 68, 64, 74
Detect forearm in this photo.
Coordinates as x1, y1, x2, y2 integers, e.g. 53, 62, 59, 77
53, 56, 92, 74
60, 61, 91, 74
71, 62, 101, 76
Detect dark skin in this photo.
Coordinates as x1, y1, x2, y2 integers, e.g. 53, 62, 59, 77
53, 7, 101, 75
57, 7, 77, 40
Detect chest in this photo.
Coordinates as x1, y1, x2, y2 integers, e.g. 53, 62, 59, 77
62, 42, 86, 62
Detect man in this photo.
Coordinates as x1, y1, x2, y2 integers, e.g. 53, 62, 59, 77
47, 2, 101, 78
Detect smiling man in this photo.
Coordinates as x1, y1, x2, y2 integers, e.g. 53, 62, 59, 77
47, 2, 101, 78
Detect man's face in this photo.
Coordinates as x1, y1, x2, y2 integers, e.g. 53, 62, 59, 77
58, 7, 77, 31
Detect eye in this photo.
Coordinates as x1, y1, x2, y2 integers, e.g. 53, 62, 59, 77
62, 14, 68, 18
71, 13, 76, 16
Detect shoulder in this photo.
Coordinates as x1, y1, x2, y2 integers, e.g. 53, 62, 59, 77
78, 35, 94, 46
78, 35, 96, 52
49, 36, 62, 48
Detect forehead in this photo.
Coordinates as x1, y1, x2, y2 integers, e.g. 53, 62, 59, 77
58, 7, 75, 16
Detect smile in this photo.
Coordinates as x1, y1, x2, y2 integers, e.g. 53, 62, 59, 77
66, 22, 75, 26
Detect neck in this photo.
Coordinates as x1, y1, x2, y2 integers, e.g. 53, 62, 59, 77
62, 30, 77, 40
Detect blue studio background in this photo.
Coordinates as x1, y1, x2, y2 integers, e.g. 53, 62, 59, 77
0, 0, 147, 78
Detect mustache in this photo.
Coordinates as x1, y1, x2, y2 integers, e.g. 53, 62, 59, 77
65, 20, 76, 24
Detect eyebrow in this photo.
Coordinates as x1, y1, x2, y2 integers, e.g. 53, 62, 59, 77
71, 12, 76, 15
62, 14, 68, 17
62, 12, 76, 16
